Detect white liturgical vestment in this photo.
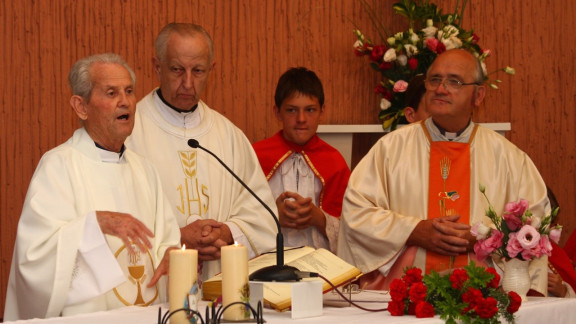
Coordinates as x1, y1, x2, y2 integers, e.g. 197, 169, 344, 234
338, 119, 550, 295
127, 90, 277, 280
4, 128, 180, 321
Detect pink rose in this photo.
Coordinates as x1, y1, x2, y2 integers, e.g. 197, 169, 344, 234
505, 199, 529, 218
550, 227, 562, 244
517, 225, 540, 249
503, 212, 523, 231
426, 38, 439, 52
526, 235, 552, 259
471, 222, 491, 240
474, 230, 504, 261
506, 232, 524, 258
393, 80, 408, 93
426, 38, 445, 54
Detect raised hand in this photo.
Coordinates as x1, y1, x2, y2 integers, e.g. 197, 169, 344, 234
96, 211, 154, 254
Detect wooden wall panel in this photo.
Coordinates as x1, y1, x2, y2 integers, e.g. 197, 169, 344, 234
1, 0, 576, 318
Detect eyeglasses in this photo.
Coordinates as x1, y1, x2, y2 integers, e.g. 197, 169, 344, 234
425, 77, 481, 91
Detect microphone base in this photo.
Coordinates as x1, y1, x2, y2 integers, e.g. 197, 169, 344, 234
249, 265, 301, 282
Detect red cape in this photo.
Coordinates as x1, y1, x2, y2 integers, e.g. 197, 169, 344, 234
550, 241, 576, 292
562, 229, 576, 263
253, 131, 350, 217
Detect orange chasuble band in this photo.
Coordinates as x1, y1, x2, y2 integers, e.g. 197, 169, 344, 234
423, 123, 477, 273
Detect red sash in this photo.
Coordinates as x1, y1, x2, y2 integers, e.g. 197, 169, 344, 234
423, 123, 477, 273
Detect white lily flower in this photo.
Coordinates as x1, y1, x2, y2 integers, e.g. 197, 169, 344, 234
404, 44, 418, 57
397, 54, 407, 66
441, 36, 462, 51
383, 48, 397, 62
422, 26, 438, 39
410, 32, 420, 45
442, 25, 459, 38
380, 98, 392, 110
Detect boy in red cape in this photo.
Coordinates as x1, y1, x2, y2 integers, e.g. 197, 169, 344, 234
253, 67, 350, 252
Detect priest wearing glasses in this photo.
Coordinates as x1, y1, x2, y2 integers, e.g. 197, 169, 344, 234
338, 49, 550, 295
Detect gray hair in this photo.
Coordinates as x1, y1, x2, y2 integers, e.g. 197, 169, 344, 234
155, 23, 214, 62
68, 53, 136, 100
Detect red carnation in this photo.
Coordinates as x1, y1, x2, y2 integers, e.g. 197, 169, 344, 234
389, 279, 408, 301
408, 57, 418, 71
381, 88, 393, 101
462, 287, 483, 308
449, 268, 469, 289
485, 267, 500, 288
436, 41, 446, 54
403, 268, 423, 286
354, 48, 366, 56
370, 45, 386, 62
475, 297, 498, 319
415, 301, 435, 318
388, 300, 406, 316
507, 291, 522, 313
472, 33, 480, 43
409, 282, 427, 302
374, 84, 387, 94
379, 61, 393, 70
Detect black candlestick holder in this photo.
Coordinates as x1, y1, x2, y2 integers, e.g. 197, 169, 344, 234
158, 301, 265, 324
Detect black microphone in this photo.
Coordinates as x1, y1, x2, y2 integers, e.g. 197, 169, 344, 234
187, 139, 300, 281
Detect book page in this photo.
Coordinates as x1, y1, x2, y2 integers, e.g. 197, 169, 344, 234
249, 246, 316, 273
286, 248, 361, 287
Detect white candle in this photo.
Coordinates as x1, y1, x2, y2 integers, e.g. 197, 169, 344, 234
169, 246, 198, 324
221, 242, 249, 321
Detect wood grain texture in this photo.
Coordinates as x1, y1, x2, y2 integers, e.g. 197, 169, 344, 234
1, 0, 575, 317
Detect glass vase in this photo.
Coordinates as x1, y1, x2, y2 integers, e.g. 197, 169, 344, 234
501, 258, 530, 301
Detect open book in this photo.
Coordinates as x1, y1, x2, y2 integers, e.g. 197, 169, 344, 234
202, 246, 362, 311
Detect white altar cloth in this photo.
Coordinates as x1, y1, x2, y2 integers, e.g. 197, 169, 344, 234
3, 296, 575, 324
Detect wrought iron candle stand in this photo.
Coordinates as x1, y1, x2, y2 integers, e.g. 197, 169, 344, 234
158, 301, 265, 324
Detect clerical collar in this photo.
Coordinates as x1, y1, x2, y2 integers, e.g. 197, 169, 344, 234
153, 90, 203, 129
425, 118, 474, 143
94, 142, 125, 163
432, 119, 471, 141
156, 89, 198, 113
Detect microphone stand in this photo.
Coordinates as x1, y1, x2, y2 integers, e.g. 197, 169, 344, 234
188, 139, 300, 281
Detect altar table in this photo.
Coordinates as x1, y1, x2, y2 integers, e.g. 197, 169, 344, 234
3, 296, 575, 324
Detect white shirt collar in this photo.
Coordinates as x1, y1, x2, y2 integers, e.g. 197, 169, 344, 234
153, 91, 203, 129
96, 146, 125, 163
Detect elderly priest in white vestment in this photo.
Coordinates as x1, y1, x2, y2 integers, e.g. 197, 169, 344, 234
338, 49, 550, 295
4, 53, 181, 321
126, 23, 277, 281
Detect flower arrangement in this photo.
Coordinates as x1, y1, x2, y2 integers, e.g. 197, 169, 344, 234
389, 263, 522, 323
353, 0, 515, 130
471, 185, 561, 262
